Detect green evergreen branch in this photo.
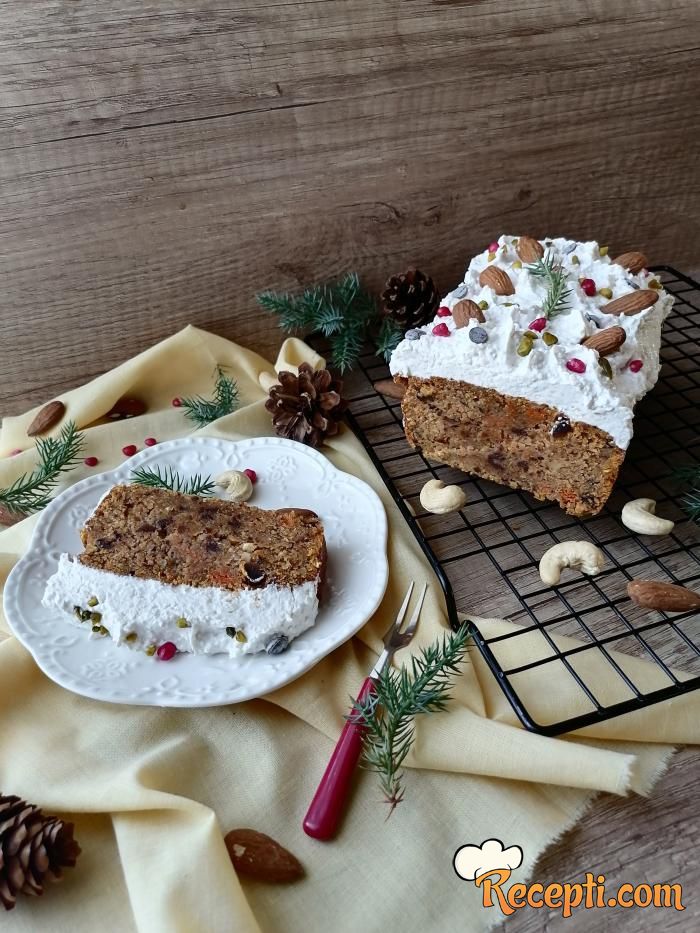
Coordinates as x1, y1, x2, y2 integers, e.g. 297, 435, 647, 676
257, 272, 385, 372
0, 421, 84, 515
375, 318, 404, 361
130, 466, 217, 497
179, 368, 240, 429
673, 464, 700, 522
527, 254, 572, 319
350, 623, 471, 814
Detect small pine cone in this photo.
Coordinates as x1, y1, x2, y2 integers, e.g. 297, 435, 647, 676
265, 363, 347, 449
381, 268, 439, 330
0, 794, 81, 911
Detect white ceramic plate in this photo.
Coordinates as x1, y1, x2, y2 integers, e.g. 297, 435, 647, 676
3, 437, 388, 707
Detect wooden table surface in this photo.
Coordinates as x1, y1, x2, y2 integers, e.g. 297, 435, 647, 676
1, 2, 699, 930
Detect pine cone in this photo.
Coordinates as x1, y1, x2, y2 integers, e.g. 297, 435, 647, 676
381, 268, 439, 330
265, 363, 346, 449
0, 794, 81, 911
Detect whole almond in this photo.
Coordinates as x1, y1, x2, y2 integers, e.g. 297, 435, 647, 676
0, 504, 26, 527
27, 400, 65, 437
224, 829, 304, 883
374, 378, 406, 400
581, 325, 627, 357
613, 251, 648, 275
627, 580, 700, 612
479, 266, 514, 296
516, 236, 544, 263
602, 289, 659, 316
452, 299, 485, 327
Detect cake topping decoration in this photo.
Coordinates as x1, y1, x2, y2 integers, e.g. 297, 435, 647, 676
487, 240, 500, 253
602, 289, 658, 316
628, 359, 644, 372
515, 236, 544, 263
479, 265, 514, 296
526, 255, 571, 318
550, 413, 572, 437
580, 278, 597, 297
468, 327, 488, 345
243, 468, 257, 484
542, 332, 558, 346
437, 306, 451, 317
581, 325, 626, 356
599, 358, 613, 379
598, 287, 613, 299
453, 299, 485, 327
156, 641, 177, 661
516, 334, 534, 356
405, 329, 423, 340
528, 317, 547, 333
613, 251, 648, 274
432, 323, 450, 337
266, 634, 290, 655
566, 358, 586, 374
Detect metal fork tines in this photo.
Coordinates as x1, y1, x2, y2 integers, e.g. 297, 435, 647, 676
371, 581, 428, 678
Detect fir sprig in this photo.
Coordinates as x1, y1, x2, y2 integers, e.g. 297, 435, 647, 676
0, 422, 84, 515
130, 466, 217, 497
258, 273, 386, 372
673, 464, 700, 522
527, 254, 572, 319
351, 623, 471, 814
179, 369, 240, 429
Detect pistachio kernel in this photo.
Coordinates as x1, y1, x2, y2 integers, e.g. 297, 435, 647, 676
524, 330, 539, 340
598, 287, 613, 299
503, 302, 513, 306
542, 332, 559, 347
145, 644, 157, 656
571, 255, 580, 265
599, 245, 609, 257
517, 335, 534, 357
91, 623, 105, 635
80, 609, 92, 622
225, 626, 237, 638
487, 251, 496, 261
73, 605, 84, 620
512, 260, 523, 270
125, 632, 138, 643
176, 617, 190, 628
235, 630, 248, 643
478, 300, 489, 311
87, 596, 99, 608
599, 358, 613, 378
648, 278, 662, 290
90, 611, 102, 623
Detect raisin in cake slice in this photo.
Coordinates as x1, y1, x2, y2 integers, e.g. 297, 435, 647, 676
42, 484, 326, 656
389, 236, 674, 516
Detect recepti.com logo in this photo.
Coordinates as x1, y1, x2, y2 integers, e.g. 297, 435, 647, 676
453, 839, 685, 918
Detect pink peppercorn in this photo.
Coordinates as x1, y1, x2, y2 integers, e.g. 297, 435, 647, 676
243, 468, 257, 484
432, 323, 450, 337
528, 317, 547, 333
171, 398, 182, 407
566, 358, 587, 374
144, 437, 157, 447
580, 278, 597, 297
628, 359, 644, 373
436, 306, 451, 317
122, 444, 138, 457
84, 456, 99, 468
156, 642, 177, 661
488, 241, 500, 253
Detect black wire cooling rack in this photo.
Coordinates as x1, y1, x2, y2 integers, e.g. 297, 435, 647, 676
337, 266, 700, 736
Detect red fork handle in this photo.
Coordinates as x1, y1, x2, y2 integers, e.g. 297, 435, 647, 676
303, 676, 377, 840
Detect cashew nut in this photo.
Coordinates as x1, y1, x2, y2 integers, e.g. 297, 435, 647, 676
215, 469, 253, 502
621, 498, 674, 536
539, 541, 605, 586
419, 479, 468, 514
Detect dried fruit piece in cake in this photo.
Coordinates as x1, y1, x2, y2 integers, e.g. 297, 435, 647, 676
42, 484, 326, 656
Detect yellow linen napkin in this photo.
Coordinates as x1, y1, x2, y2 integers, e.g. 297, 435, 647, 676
0, 326, 695, 933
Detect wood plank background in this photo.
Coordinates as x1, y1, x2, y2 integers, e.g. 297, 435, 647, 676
1, 2, 699, 930
1, 0, 699, 414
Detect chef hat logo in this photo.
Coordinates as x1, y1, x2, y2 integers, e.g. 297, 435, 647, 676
453, 839, 523, 881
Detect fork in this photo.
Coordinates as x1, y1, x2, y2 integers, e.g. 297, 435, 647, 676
303, 581, 428, 840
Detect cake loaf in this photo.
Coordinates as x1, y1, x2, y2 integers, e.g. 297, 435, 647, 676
389, 237, 674, 516
42, 484, 326, 656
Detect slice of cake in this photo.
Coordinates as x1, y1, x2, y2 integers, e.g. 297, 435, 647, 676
42, 484, 326, 656
389, 237, 674, 516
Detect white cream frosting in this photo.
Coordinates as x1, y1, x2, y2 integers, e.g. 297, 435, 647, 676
42, 554, 319, 656
389, 236, 674, 449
